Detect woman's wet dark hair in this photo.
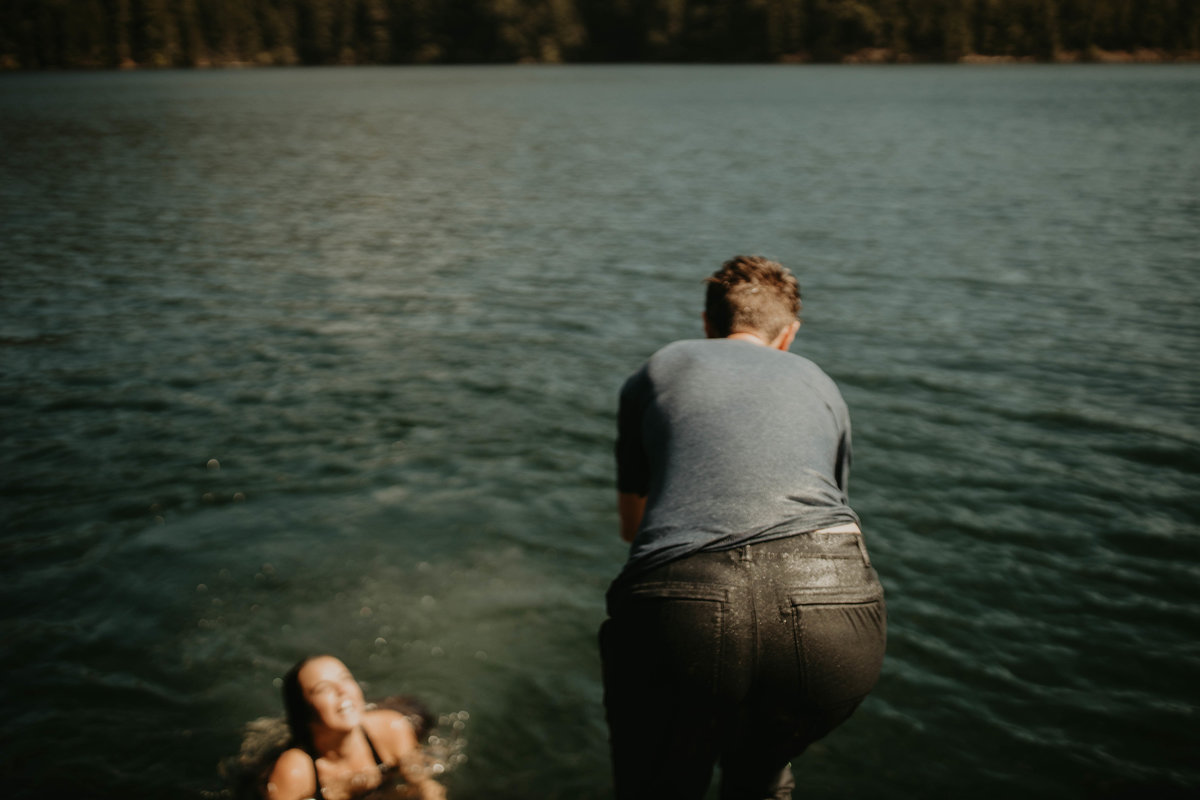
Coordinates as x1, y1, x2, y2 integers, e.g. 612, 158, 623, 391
282, 655, 324, 755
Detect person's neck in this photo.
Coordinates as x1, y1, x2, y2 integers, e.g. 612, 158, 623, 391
726, 331, 768, 346
311, 725, 359, 761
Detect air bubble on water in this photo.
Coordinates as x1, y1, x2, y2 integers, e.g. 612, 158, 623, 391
420, 595, 436, 609
420, 711, 469, 780
206, 459, 220, 471
360, 606, 373, 617
474, 650, 488, 660
233, 492, 246, 502
374, 637, 387, 648
430, 646, 444, 657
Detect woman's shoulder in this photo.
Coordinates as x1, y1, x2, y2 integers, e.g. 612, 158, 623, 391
362, 708, 418, 758
266, 747, 317, 800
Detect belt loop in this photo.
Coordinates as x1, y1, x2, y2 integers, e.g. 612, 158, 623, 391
855, 535, 871, 568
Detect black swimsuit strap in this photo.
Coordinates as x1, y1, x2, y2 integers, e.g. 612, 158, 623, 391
309, 726, 385, 800
361, 726, 385, 767
311, 754, 324, 800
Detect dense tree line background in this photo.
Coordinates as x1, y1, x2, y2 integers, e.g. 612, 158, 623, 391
2, 0, 1198, 69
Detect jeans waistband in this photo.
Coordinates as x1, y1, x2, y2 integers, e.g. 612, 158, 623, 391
710, 529, 871, 567
607, 530, 881, 616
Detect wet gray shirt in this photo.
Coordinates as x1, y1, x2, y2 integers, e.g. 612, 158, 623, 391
616, 338, 859, 578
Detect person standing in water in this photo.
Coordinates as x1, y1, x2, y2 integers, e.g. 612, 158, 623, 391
266, 655, 444, 800
601, 256, 886, 799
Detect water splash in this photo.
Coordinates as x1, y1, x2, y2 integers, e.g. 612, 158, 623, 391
216, 699, 468, 799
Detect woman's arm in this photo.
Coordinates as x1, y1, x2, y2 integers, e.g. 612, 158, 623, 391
265, 748, 317, 800
364, 710, 446, 799
365, 709, 418, 757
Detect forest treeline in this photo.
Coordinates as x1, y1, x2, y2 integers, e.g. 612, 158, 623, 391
3, 0, 1198, 69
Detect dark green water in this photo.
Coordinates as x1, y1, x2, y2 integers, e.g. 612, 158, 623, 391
1, 65, 1198, 799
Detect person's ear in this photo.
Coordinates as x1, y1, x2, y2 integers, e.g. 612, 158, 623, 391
774, 320, 801, 351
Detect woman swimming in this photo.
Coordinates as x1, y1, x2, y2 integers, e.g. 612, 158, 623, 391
265, 655, 444, 800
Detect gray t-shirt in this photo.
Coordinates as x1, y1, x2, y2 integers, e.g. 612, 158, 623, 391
616, 338, 859, 577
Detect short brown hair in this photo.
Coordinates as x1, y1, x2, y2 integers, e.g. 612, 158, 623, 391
704, 255, 801, 341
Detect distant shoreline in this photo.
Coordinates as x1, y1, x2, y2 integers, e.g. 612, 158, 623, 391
4, 48, 1199, 72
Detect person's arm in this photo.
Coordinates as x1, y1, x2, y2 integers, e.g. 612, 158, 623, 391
366, 710, 447, 800
618, 492, 646, 543
265, 749, 317, 800
615, 367, 651, 542
367, 709, 418, 755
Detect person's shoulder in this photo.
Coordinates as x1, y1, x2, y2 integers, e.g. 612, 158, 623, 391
363, 708, 418, 756
266, 748, 316, 800
783, 350, 830, 376
783, 352, 848, 405
622, 341, 693, 392
655, 338, 707, 357
644, 338, 712, 369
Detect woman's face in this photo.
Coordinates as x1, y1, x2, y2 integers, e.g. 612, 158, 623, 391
298, 656, 366, 732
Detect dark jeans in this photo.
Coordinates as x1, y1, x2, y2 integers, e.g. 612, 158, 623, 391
600, 533, 886, 800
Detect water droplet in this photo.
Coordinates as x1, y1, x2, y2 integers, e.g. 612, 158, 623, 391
206, 458, 220, 471
374, 637, 387, 647
233, 492, 246, 502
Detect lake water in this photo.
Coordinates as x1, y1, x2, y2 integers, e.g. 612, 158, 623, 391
1, 64, 1198, 799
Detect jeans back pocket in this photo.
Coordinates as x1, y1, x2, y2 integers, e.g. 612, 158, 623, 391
787, 590, 887, 708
